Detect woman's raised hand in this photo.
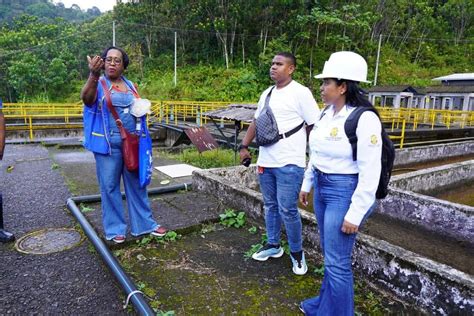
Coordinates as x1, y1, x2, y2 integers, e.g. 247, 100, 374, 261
87, 55, 104, 76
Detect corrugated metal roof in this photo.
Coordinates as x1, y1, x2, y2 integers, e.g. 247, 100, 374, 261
203, 103, 257, 122
425, 85, 474, 93
432, 73, 474, 81
367, 85, 417, 93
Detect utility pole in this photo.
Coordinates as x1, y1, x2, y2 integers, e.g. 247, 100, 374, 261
112, 21, 116, 46
174, 31, 177, 87
374, 34, 382, 86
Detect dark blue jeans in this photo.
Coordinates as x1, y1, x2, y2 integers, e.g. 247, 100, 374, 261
258, 164, 304, 252
302, 170, 374, 315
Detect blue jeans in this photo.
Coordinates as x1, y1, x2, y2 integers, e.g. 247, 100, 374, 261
302, 170, 374, 316
258, 164, 304, 252
94, 132, 158, 240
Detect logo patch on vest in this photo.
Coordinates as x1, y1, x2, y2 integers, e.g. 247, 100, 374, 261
370, 135, 378, 145
330, 127, 338, 137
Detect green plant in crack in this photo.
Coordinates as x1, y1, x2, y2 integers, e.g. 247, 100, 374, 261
244, 243, 263, 260
200, 223, 217, 234
51, 163, 60, 170
219, 209, 246, 228
313, 264, 324, 277
354, 282, 387, 314
156, 310, 175, 316
79, 203, 94, 213
140, 231, 182, 245
136, 236, 153, 246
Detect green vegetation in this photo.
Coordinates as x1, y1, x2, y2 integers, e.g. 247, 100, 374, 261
0, 0, 101, 23
0, 1, 472, 103
219, 209, 246, 228
136, 231, 181, 247
114, 226, 391, 314
79, 203, 94, 213
158, 147, 243, 169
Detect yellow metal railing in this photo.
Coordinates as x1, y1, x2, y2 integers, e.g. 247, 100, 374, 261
3, 102, 472, 143
388, 120, 406, 149
374, 107, 473, 131
150, 100, 231, 126
5, 114, 83, 140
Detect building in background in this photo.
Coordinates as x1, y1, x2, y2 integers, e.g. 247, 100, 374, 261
367, 73, 474, 111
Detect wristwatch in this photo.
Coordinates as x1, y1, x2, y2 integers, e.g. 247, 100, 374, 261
238, 144, 249, 150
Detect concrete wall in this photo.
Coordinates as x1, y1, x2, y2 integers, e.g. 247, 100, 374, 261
391, 160, 474, 193
381, 160, 474, 243
378, 188, 473, 243
6, 128, 83, 141
394, 140, 474, 167
193, 166, 474, 314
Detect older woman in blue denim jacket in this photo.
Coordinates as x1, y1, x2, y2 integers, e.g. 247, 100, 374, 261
80, 46, 167, 244
298, 52, 382, 315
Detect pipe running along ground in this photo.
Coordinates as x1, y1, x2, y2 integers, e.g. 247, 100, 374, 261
66, 183, 192, 315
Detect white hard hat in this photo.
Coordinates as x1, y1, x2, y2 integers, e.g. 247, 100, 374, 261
315, 51, 370, 83
130, 98, 152, 117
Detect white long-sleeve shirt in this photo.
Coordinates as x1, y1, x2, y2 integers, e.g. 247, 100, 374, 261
301, 105, 382, 226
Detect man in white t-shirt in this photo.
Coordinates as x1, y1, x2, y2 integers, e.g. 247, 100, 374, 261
239, 52, 320, 275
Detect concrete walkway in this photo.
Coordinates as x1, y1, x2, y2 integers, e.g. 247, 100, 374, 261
0, 143, 222, 314
0, 144, 125, 314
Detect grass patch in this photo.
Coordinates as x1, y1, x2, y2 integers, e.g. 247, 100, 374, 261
158, 147, 257, 169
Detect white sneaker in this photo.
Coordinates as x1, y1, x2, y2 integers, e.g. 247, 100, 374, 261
252, 244, 284, 261
291, 252, 308, 275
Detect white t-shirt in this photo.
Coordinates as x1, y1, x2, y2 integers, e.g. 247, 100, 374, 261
301, 105, 382, 226
255, 80, 320, 168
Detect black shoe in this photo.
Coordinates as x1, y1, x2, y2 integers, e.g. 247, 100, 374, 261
0, 229, 15, 243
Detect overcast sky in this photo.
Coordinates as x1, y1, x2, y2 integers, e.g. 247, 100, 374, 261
53, 0, 119, 13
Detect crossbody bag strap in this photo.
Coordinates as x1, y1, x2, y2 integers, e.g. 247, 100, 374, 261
100, 79, 123, 128
263, 86, 275, 110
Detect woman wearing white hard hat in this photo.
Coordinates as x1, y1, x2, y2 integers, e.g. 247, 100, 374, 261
299, 51, 382, 315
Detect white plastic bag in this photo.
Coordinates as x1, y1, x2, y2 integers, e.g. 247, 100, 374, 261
130, 98, 151, 117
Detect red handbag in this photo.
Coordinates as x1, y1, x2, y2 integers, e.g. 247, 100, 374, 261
100, 80, 139, 172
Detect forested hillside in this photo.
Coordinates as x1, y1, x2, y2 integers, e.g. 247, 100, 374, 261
0, 0, 472, 102
0, 0, 101, 22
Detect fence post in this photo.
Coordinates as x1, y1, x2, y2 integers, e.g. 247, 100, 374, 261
399, 120, 405, 149
28, 116, 33, 140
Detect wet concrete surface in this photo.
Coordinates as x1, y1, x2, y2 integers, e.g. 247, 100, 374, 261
361, 213, 474, 275
1, 143, 411, 314
116, 220, 406, 315
431, 180, 474, 207
392, 154, 474, 175
0, 145, 125, 315
301, 194, 474, 275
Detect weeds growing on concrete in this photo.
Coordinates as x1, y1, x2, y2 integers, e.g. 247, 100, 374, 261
219, 208, 246, 228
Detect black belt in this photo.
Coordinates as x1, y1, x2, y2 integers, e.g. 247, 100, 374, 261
279, 122, 305, 140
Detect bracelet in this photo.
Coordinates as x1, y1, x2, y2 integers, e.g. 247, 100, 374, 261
89, 74, 100, 83
238, 144, 249, 150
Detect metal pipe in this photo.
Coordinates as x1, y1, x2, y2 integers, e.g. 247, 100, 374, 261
72, 183, 192, 204
67, 183, 192, 315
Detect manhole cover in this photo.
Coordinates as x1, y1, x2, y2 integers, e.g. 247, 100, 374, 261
15, 228, 83, 255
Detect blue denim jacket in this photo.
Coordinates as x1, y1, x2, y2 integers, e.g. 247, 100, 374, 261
83, 76, 138, 154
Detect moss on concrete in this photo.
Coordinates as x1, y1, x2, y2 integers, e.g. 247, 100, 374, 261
115, 223, 395, 314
